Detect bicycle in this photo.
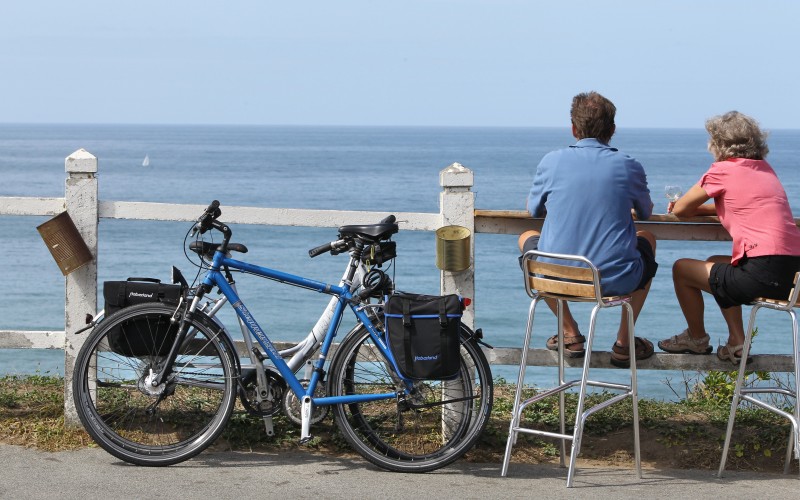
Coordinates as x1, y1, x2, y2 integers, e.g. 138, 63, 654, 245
72, 201, 493, 472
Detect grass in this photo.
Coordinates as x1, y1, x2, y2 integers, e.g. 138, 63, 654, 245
1, 373, 796, 472
0, 375, 93, 451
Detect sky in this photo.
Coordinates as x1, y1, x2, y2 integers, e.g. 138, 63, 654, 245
1, 1, 798, 129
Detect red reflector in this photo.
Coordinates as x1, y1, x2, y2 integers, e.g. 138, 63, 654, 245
463, 298, 472, 307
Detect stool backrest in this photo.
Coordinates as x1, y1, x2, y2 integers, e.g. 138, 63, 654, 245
790, 272, 800, 307
521, 250, 603, 303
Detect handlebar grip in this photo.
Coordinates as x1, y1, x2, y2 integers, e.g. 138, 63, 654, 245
207, 200, 221, 219
308, 242, 333, 258
199, 200, 222, 233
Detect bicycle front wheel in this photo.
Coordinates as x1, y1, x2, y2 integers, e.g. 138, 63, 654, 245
328, 324, 493, 472
72, 303, 237, 466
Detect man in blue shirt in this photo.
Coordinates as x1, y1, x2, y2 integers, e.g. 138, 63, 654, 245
520, 91, 658, 368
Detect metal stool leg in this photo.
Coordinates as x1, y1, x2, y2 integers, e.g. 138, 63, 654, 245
565, 304, 600, 487
625, 302, 642, 478
791, 309, 800, 474
564, 302, 642, 486
783, 429, 794, 475
718, 304, 759, 477
791, 309, 800, 464
557, 299, 567, 468
501, 297, 540, 476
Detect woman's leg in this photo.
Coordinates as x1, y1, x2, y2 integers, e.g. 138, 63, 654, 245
720, 305, 745, 348
672, 257, 716, 339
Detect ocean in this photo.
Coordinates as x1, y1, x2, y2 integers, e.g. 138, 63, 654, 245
2, 124, 800, 400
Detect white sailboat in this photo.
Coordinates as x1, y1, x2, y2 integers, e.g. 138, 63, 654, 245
142, 155, 150, 167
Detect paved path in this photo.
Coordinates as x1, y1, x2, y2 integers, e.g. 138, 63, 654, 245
1, 444, 798, 499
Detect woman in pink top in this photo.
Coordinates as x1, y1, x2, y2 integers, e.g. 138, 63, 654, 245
658, 111, 800, 364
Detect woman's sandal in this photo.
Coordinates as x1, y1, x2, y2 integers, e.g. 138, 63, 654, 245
610, 337, 654, 368
545, 334, 586, 358
717, 343, 753, 366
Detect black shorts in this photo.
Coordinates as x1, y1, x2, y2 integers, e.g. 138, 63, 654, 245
709, 255, 800, 309
634, 236, 658, 290
519, 235, 657, 292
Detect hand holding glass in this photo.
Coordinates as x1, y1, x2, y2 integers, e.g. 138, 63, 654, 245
665, 185, 682, 212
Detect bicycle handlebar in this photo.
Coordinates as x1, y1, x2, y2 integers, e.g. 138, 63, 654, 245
308, 242, 334, 258
198, 200, 221, 234
195, 201, 394, 260
308, 239, 349, 258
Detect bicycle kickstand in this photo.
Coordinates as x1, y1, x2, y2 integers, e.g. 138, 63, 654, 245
262, 415, 274, 437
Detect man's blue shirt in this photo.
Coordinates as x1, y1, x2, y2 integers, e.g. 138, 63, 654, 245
526, 138, 653, 296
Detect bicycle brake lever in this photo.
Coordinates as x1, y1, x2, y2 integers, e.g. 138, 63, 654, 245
470, 328, 494, 349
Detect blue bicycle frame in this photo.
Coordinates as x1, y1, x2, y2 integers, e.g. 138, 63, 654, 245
197, 249, 405, 419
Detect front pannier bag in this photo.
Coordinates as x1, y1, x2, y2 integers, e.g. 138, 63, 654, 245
103, 278, 182, 357
384, 292, 463, 380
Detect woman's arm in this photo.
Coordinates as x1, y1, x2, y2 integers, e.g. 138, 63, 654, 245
670, 183, 716, 217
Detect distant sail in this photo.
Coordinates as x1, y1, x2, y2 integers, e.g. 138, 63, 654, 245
142, 155, 150, 167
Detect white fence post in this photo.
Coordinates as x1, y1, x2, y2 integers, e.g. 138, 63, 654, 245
63, 149, 98, 425
439, 163, 475, 328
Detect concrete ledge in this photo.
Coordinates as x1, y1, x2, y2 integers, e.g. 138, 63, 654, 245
487, 347, 795, 372
2, 331, 792, 373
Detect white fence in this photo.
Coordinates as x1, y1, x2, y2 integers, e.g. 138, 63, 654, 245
1, 149, 797, 420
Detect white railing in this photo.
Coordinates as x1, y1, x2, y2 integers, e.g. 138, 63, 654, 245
1, 149, 797, 421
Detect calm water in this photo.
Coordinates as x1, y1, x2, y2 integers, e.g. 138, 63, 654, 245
2, 124, 800, 400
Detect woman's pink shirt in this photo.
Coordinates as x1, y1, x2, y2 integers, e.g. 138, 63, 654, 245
700, 158, 800, 265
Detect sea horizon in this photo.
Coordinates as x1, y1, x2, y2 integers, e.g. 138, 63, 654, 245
2, 122, 799, 132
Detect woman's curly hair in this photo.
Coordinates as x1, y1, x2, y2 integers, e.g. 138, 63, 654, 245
705, 111, 769, 161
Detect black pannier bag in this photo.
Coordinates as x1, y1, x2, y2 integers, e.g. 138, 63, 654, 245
384, 292, 463, 380
103, 278, 182, 357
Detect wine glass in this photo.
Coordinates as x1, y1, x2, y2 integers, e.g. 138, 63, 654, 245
664, 185, 682, 212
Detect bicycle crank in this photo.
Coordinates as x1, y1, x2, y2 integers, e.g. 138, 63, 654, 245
282, 379, 329, 426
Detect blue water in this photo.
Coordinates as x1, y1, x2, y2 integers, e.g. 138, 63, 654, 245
2, 124, 800, 400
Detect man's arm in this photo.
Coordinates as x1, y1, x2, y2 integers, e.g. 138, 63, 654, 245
629, 160, 653, 219
526, 158, 551, 217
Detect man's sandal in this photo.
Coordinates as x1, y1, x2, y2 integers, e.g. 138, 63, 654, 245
545, 334, 586, 358
610, 337, 654, 368
717, 343, 753, 365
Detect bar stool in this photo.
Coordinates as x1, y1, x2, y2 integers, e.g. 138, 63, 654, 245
718, 272, 800, 477
501, 250, 642, 487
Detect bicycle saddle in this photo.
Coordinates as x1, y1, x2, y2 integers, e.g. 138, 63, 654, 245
189, 241, 249, 258
338, 222, 398, 241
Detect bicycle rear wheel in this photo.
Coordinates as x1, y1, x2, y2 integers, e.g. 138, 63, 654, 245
328, 324, 492, 472
72, 303, 237, 466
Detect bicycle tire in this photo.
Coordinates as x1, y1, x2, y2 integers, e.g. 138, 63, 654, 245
72, 302, 237, 466
328, 324, 493, 472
